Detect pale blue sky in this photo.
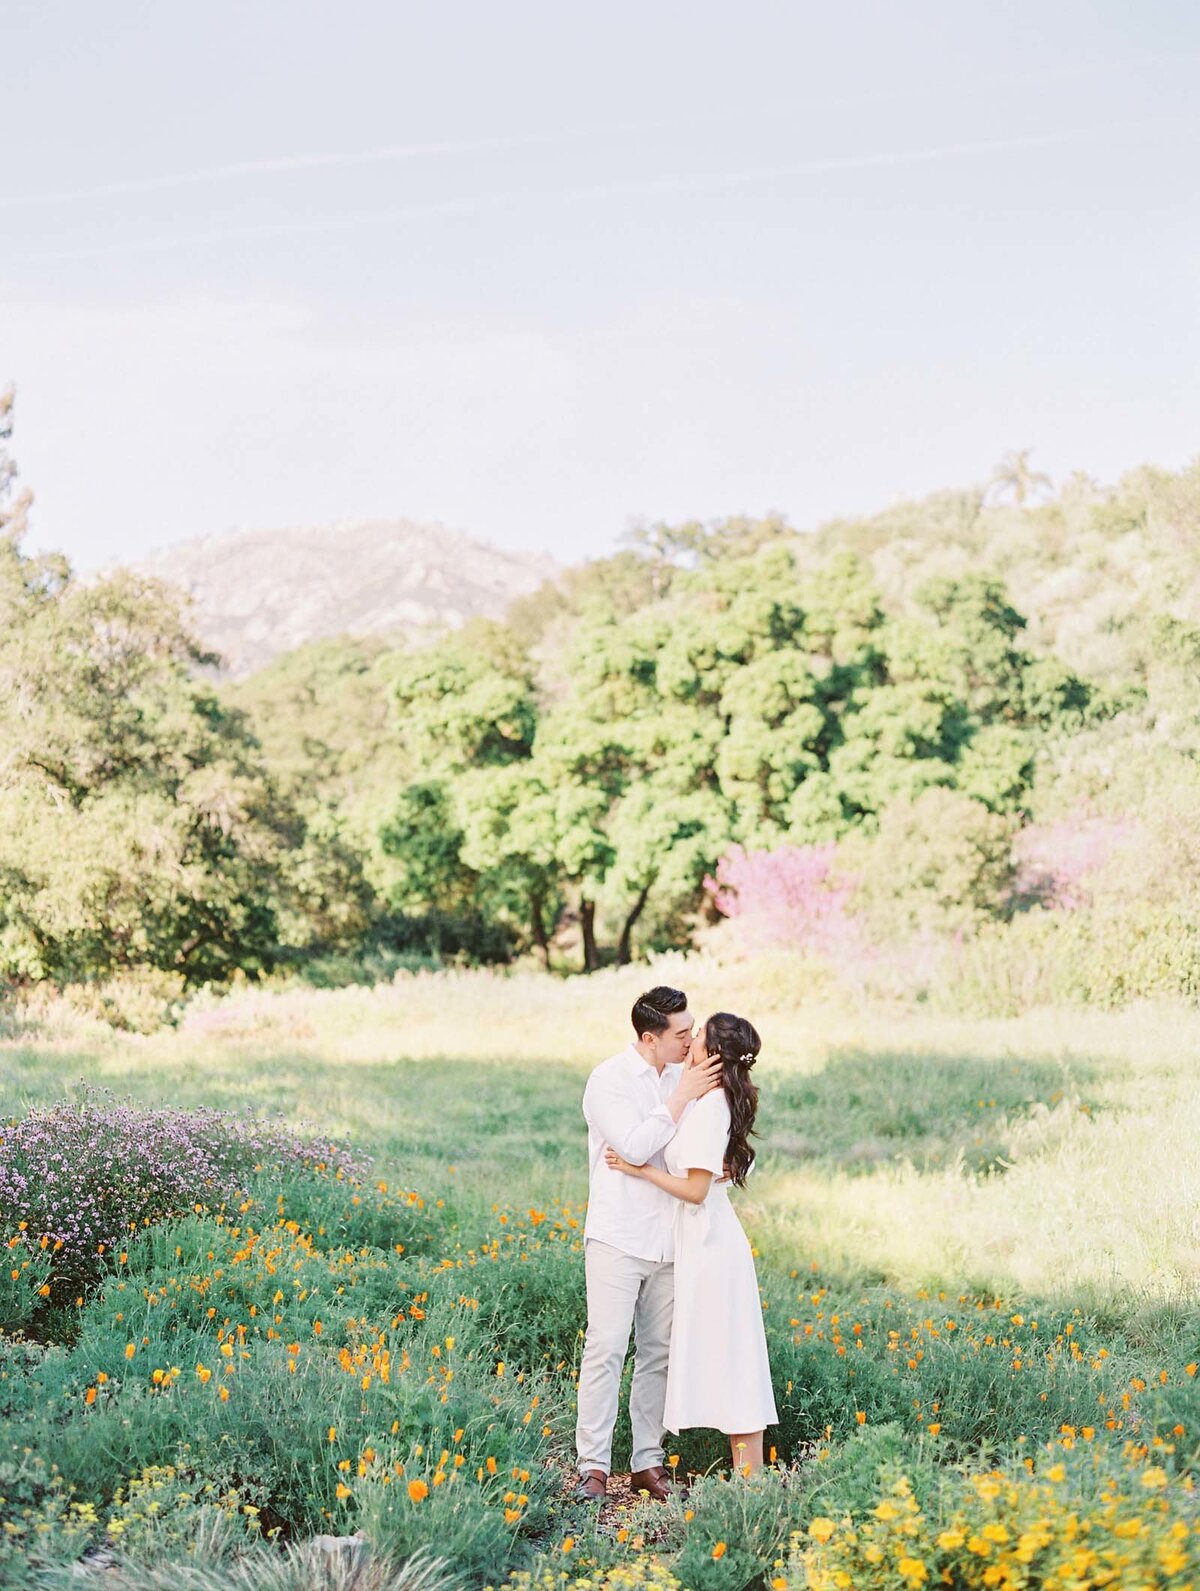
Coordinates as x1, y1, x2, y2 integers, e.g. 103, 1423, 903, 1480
2, 0, 1198, 571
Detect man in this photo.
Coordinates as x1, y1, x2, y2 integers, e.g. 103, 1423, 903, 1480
574, 985, 722, 1503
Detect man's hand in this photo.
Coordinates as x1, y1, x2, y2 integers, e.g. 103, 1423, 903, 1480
674, 1054, 723, 1107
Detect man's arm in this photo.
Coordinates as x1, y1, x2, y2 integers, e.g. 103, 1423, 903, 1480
584, 1059, 721, 1164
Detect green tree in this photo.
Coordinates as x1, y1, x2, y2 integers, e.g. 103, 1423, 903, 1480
384, 623, 558, 962
0, 398, 368, 985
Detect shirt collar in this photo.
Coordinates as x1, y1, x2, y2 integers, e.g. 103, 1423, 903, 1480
625, 1044, 680, 1079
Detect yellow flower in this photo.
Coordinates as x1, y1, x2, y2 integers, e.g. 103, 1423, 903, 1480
407, 1480, 428, 1503
712, 1542, 727, 1560
562, 1538, 575, 1553
1141, 1466, 1168, 1489
335, 1483, 352, 1501
898, 1558, 928, 1586
937, 1529, 965, 1550
808, 1517, 836, 1544
124, 1344, 136, 1360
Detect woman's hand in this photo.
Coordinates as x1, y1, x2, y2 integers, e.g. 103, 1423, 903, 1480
604, 1147, 643, 1177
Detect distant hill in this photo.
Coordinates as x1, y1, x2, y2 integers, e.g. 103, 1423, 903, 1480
137, 519, 553, 676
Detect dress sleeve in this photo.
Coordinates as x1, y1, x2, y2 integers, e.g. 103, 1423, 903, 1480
676, 1094, 729, 1176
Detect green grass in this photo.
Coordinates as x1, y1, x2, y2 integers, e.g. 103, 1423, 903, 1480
3, 961, 1200, 1587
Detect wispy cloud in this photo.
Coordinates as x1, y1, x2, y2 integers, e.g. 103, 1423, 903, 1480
7, 119, 1181, 267
1, 50, 1178, 212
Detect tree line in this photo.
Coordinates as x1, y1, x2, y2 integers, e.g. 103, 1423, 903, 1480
5, 385, 1198, 992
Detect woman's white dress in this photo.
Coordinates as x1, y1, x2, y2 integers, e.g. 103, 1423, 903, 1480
661, 1090, 779, 1436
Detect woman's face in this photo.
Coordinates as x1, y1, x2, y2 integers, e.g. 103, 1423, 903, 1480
688, 1024, 710, 1067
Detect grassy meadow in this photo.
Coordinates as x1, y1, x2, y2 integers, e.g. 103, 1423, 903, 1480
3, 962, 1200, 1588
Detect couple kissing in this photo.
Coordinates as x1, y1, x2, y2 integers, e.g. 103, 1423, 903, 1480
574, 985, 777, 1503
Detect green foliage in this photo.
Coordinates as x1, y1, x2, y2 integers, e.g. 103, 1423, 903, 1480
13, 370, 1200, 1000
381, 538, 1079, 973
841, 789, 1016, 942
0, 404, 374, 991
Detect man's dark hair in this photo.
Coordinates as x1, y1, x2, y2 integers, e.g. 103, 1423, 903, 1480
631, 986, 688, 1039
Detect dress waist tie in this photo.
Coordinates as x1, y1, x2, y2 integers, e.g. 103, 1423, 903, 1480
673, 1194, 711, 1250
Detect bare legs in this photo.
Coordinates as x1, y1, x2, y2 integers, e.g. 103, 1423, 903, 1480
729, 1431, 764, 1474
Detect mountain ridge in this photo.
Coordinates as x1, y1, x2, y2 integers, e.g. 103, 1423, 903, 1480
136, 517, 553, 677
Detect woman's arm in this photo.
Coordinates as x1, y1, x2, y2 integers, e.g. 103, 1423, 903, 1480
604, 1149, 712, 1205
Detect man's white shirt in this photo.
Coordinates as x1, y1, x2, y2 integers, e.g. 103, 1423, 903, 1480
582, 1044, 682, 1264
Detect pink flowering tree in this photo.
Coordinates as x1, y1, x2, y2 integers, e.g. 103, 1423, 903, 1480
1011, 812, 1139, 911
705, 843, 872, 960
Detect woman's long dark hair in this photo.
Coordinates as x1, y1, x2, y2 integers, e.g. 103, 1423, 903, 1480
703, 1011, 761, 1187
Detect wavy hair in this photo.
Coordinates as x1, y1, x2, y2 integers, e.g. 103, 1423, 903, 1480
702, 1011, 761, 1187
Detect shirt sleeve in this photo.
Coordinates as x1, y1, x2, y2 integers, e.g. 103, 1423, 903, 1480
675, 1095, 729, 1176
583, 1067, 677, 1164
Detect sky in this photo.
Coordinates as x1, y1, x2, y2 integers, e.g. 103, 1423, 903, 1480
2, 0, 1198, 572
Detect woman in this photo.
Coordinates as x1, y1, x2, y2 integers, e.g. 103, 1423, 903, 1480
604, 1011, 777, 1473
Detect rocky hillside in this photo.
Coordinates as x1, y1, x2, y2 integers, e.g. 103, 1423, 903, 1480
138, 519, 552, 676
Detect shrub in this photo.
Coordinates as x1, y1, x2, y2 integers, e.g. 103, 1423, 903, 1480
842, 788, 1015, 942
101, 1460, 267, 1557
1010, 813, 1138, 911
0, 1448, 99, 1574
666, 1468, 806, 1591
780, 1433, 1200, 1588
939, 903, 1200, 1015
488, 1563, 682, 1591
0, 1231, 54, 1333
0, 1085, 369, 1297
57, 969, 189, 1034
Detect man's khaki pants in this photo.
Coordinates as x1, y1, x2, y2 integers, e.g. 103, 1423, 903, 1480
575, 1237, 674, 1477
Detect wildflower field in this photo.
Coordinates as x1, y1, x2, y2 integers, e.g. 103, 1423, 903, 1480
3, 962, 1200, 1589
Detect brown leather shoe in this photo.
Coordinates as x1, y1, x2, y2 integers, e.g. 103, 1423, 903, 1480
573, 1468, 607, 1502
629, 1465, 675, 1502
